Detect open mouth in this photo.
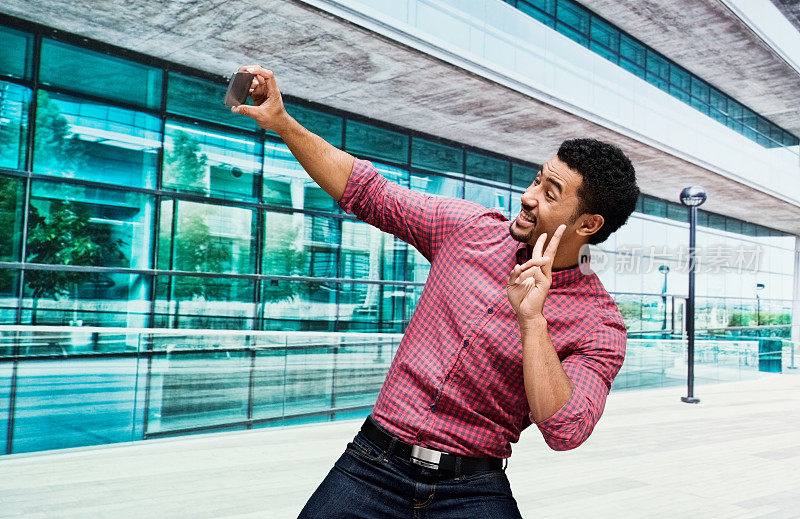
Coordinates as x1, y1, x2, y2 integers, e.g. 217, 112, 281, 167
516, 212, 536, 228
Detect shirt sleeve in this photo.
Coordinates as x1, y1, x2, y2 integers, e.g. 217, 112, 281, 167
338, 159, 486, 262
532, 318, 627, 451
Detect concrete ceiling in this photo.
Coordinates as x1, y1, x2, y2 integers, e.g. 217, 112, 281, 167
1, 0, 800, 234
580, 0, 800, 136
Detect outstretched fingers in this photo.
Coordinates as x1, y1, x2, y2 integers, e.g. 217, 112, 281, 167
541, 224, 566, 277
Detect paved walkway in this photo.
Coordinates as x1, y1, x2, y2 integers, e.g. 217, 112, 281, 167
2, 373, 799, 518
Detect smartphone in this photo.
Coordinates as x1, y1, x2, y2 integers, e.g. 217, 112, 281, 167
224, 71, 255, 106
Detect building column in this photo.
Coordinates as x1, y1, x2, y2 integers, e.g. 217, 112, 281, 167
792, 237, 800, 345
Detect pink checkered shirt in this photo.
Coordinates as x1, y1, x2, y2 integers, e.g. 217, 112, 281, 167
339, 159, 627, 457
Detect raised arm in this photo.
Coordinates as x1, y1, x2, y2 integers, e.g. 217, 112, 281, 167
231, 65, 353, 202
232, 66, 485, 261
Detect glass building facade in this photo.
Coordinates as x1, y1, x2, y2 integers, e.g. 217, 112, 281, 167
502, 0, 800, 150
0, 16, 797, 454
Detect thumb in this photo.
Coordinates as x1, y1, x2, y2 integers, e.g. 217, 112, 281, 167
231, 104, 256, 117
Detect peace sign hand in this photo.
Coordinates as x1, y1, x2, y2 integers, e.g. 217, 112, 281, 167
507, 224, 567, 321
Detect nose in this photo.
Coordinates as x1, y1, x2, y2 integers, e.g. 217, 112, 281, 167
520, 185, 538, 210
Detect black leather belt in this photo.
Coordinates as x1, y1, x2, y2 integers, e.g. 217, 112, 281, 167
360, 417, 504, 475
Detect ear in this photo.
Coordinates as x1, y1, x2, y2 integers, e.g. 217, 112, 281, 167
576, 214, 604, 238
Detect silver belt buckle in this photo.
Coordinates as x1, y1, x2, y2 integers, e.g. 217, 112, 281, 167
411, 445, 443, 469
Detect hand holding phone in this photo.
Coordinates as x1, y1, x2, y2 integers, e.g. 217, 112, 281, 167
224, 71, 255, 107
228, 66, 292, 134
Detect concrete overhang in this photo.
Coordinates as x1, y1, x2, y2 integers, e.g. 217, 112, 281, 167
581, 0, 800, 137
1, 0, 799, 235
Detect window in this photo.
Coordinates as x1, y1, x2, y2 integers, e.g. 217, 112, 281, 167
465, 181, 509, 215
28, 180, 154, 269
669, 65, 691, 102
40, 39, 161, 109
167, 72, 259, 131
158, 199, 255, 274
162, 121, 260, 200
556, 2, 590, 46
263, 140, 338, 213
345, 120, 409, 164
645, 51, 669, 91
263, 211, 339, 279
709, 88, 727, 125
0, 175, 24, 264
517, 1, 556, 27
0, 25, 33, 79
589, 17, 619, 63
411, 137, 462, 175
511, 163, 538, 189
619, 35, 646, 79
465, 152, 510, 185
153, 275, 254, 329
33, 91, 161, 188
0, 82, 31, 170
287, 104, 343, 148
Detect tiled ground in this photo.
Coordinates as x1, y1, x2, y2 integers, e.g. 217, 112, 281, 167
1, 372, 799, 518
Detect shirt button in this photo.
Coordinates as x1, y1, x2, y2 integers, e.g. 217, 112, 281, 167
487, 307, 494, 314
463, 340, 469, 347
430, 404, 437, 413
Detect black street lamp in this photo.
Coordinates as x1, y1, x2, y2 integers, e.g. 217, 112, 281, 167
756, 283, 765, 337
659, 265, 670, 334
680, 186, 706, 404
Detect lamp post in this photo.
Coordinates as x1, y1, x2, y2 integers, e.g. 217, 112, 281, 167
756, 283, 765, 337
659, 265, 670, 335
680, 186, 706, 404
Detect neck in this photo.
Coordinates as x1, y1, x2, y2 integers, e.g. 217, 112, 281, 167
551, 240, 586, 270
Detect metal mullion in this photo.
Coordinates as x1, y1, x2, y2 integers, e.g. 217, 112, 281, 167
0, 75, 34, 90
252, 128, 266, 331
164, 111, 261, 140
36, 84, 161, 118
148, 68, 169, 330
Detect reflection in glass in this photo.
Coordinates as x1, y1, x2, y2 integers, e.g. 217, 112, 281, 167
33, 91, 160, 188
147, 351, 250, 434
0, 25, 33, 79
40, 39, 161, 109
159, 199, 255, 274
0, 175, 24, 268
511, 163, 537, 189
24, 181, 153, 326
466, 152, 510, 185
287, 103, 343, 147
260, 279, 337, 331
163, 122, 259, 200
21, 272, 151, 327
0, 82, 30, 170
410, 171, 462, 199
167, 72, 259, 131
264, 211, 339, 279
345, 120, 409, 164
341, 220, 401, 281
11, 358, 142, 453
411, 137, 463, 175
154, 275, 254, 329
263, 140, 337, 212
338, 282, 405, 332
464, 181, 509, 215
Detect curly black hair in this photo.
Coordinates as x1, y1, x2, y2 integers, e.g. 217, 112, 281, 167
557, 138, 639, 245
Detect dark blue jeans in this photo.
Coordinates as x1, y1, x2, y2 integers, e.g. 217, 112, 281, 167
297, 430, 523, 518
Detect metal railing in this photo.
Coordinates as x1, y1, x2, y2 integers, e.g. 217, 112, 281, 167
0, 326, 795, 455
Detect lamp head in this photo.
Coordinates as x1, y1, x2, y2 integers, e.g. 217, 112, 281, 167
659, 265, 670, 275
679, 186, 707, 207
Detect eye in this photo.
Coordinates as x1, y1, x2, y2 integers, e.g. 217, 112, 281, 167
533, 176, 541, 185
546, 192, 556, 201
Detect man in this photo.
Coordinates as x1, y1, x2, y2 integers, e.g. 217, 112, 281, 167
233, 66, 639, 518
